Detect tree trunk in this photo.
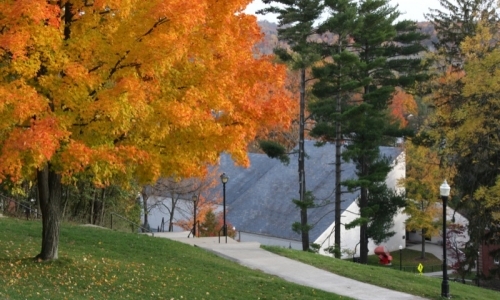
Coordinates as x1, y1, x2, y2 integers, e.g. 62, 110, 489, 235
359, 186, 368, 264
91, 188, 102, 225
168, 204, 175, 232
99, 189, 106, 226
299, 67, 309, 251
142, 195, 149, 231
36, 163, 62, 261
72, 182, 86, 219
334, 43, 342, 258
90, 188, 95, 224
61, 185, 70, 219
421, 228, 427, 259
359, 154, 368, 263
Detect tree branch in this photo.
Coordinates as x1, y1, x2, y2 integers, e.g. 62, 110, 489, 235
137, 17, 169, 42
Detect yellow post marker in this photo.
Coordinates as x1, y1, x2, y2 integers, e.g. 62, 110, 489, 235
417, 263, 424, 275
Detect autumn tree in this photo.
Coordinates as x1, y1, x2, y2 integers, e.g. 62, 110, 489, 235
174, 195, 218, 235
403, 140, 446, 259
258, 0, 324, 251
143, 169, 219, 232
141, 178, 197, 232
63, 177, 139, 226
445, 223, 468, 282
388, 88, 418, 129
424, 3, 499, 274
251, 68, 300, 159
450, 20, 500, 268
0, 0, 293, 260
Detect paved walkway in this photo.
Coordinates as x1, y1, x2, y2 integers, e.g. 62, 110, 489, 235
154, 232, 427, 300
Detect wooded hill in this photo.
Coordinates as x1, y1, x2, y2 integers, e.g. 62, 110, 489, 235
255, 20, 438, 54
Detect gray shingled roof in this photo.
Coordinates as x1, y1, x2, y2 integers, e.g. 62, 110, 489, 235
210, 140, 402, 242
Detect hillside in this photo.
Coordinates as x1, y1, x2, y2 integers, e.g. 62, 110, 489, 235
255, 21, 438, 55
0, 217, 340, 299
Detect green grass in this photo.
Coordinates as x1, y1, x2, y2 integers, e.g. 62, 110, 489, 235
366, 248, 443, 273
262, 246, 499, 300
0, 217, 349, 300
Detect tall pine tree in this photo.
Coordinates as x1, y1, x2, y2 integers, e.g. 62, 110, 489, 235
332, 0, 427, 263
258, 0, 324, 251
425, 0, 497, 68
308, 0, 359, 258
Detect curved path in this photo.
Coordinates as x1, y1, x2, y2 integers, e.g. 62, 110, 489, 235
154, 232, 427, 300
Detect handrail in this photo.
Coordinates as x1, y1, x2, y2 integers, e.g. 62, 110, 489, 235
0, 195, 38, 219
160, 217, 166, 232
110, 212, 154, 237
187, 220, 200, 238
218, 225, 227, 244
2, 197, 31, 210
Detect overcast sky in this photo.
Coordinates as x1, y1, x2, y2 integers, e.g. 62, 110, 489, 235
244, 0, 441, 23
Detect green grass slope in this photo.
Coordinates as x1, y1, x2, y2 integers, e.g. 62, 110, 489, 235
263, 246, 500, 300
0, 217, 346, 300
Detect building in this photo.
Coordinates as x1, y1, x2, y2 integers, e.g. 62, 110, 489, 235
211, 140, 407, 258
406, 205, 470, 246
479, 237, 500, 278
143, 141, 407, 258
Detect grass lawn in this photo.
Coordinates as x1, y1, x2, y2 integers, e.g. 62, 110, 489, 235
366, 247, 443, 273
0, 217, 348, 300
263, 246, 499, 300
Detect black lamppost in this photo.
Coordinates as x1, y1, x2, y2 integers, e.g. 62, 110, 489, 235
440, 179, 451, 298
192, 194, 198, 237
399, 245, 403, 271
220, 173, 229, 243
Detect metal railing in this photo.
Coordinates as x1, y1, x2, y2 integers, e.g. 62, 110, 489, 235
0, 195, 39, 219
218, 225, 227, 243
159, 217, 166, 233
110, 212, 154, 237
187, 220, 200, 238
398, 264, 443, 273
381, 264, 443, 273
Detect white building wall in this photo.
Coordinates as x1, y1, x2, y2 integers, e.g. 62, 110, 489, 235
314, 152, 407, 258
314, 201, 363, 258
407, 205, 469, 246
383, 151, 408, 253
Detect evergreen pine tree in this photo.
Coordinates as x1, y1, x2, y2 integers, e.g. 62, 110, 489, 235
308, 0, 359, 258
200, 209, 218, 237
334, 0, 427, 263
425, 0, 497, 68
259, 0, 324, 251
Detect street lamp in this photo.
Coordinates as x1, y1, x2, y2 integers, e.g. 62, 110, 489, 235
192, 194, 198, 237
399, 245, 403, 271
440, 179, 451, 298
28, 198, 35, 220
220, 173, 229, 243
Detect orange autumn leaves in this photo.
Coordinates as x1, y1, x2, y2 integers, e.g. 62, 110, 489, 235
0, 0, 293, 186
389, 88, 417, 128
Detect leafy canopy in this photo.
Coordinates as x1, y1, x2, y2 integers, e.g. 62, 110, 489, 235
0, 0, 293, 186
